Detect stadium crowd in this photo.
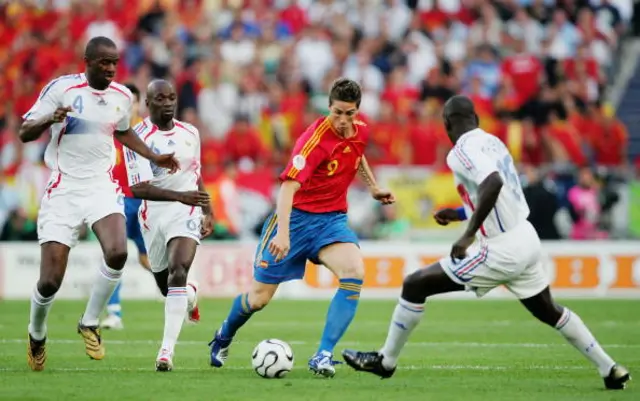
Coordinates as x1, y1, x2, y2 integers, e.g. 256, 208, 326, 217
0, 0, 634, 241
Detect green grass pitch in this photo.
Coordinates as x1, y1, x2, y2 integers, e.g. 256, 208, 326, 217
0, 299, 637, 401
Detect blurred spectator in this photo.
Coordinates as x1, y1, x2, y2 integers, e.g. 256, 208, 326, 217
522, 165, 561, 240
567, 167, 609, 240
372, 203, 411, 240
590, 103, 628, 167
0, 209, 37, 241
208, 161, 241, 240
223, 113, 268, 166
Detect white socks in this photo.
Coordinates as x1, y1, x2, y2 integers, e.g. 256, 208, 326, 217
28, 287, 55, 341
81, 260, 122, 326
161, 287, 189, 354
555, 308, 616, 377
379, 298, 425, 369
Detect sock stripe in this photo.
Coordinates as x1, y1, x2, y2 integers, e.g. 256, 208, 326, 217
556, 309, 571, 329
339, 283, 362, 292
399, 303, 424, 313
398, 298, 425, 313
339, 278, 364, 285
99, 263, 122, 280
167, 287, 188, 297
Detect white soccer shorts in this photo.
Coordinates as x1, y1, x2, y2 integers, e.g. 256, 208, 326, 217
440, 220, 549, 299
37, 173, 124, 248
140, 202, 202, 273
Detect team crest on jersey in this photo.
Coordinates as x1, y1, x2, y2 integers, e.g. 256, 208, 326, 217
293, 154, 306, 170
186, 219, 198, 231
168, 140, 175, 146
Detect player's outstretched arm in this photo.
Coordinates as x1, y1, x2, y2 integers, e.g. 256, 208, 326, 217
358, 156, 395, 205
269, 180, 301, 261
114, 129, 180, 173
19, 107, 72, 143
130, 182, 210, 207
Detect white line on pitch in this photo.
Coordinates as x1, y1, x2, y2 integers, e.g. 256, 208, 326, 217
0, 339, 637, 348
0, 365, 591, 373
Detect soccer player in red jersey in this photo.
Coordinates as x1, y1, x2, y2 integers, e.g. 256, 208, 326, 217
209, 78, 395, 377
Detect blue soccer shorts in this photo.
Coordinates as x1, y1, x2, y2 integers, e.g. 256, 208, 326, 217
253, 208, 359, 284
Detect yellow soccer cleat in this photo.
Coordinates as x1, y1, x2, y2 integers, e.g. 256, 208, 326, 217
77, 319, 105, 360
27, 334, 47, 371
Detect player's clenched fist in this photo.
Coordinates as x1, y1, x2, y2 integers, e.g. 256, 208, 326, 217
50, 106, 73, 123
371, 187, 395, 205
178, 190, 210, 207
269, 231, 290, 262
151, 153, 180, 174
433, 208, 462, 226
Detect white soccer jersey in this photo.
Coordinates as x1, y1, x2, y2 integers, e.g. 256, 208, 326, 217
446, 128, 529, 239
126, 117, 201, 192
23, 73, 133, 181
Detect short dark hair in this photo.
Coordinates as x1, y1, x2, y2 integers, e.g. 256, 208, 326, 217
124, 83, 140, 101
329, 78, 362, 108
84, 36, 117, 60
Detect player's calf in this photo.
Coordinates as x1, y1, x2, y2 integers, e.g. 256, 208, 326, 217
209, 282, 277, 368
312, 243, 365, 376
521, 287, 630, 390
27, 243, 69, 371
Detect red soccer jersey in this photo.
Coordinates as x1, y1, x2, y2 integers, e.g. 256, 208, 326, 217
280, 117, 368, 213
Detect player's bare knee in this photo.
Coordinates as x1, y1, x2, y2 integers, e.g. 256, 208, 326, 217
104, 248, 128, 270
167, 264, 189, 287
248, 288, 275, 311
335, 263, 364, 280
401, 270, 427, 303
38, 249, 67, 296
37, 277, 62, 297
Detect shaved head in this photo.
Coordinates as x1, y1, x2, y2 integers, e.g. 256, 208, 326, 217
443, 95, 476, 121
145, 79, 177, 128
442, 95, 479, 144
147, 80, 175, 98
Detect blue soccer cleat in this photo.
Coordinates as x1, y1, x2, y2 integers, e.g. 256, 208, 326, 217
208, 330, 232, 368
308, 350, 342, 378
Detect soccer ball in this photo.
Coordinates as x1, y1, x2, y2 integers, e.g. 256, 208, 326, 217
251, 339, 294, 378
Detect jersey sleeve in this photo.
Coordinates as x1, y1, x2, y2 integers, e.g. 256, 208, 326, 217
116, 97, 132, 132
279, 129, 327, 184
23, 78, 64, 121
124, 129, 154, 188
125, 122, 154, 185
449, 139, 498, 185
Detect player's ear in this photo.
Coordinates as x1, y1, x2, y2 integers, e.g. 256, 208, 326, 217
473, 113, 479, 126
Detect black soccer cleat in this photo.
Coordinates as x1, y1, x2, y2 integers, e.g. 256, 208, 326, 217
341, 349, 396, 379
604, 364, 630, 390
